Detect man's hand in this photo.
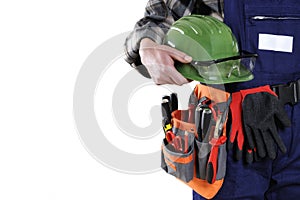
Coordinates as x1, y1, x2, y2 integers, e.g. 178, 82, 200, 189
139, 38, 192, 85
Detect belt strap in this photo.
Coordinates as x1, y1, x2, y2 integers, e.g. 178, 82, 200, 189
271, 79, 300, 105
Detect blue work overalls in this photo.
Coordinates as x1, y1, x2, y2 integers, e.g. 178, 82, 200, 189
193, 0, 300, 199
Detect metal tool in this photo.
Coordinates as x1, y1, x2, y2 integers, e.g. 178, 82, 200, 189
206, 115, 222, 184
166, 130, 183, 152
201, 107, 212, 142
184, 131, 189, 153
195, 105, 203, 141
187, 93, 198, 123
206, 98, 231, 184
206, 136, 226, 184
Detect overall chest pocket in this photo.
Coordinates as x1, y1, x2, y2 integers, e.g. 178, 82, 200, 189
244, 5, 300, 76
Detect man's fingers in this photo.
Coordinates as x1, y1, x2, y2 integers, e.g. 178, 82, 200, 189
147, 63, 188, 85
147, 45, 192, 63
163, 45, 193, 63
139, 41, 191, 85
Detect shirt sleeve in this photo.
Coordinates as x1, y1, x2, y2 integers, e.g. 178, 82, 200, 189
124, 0, 193, 68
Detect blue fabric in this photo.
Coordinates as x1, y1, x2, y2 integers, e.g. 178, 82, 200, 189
224, 0, 300, 92
194, 0, 300, 199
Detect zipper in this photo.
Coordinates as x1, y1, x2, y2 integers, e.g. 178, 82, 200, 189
251, 16, 300, 20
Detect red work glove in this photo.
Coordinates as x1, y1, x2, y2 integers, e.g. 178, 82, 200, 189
228, 92, 244, 160
228, 86, 278, 163
245, 148, 260, 164
240, 85, 290, 160
240, 85, 277, 98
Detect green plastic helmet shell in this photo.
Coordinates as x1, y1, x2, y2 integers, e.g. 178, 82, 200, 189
164, 15, 254, 84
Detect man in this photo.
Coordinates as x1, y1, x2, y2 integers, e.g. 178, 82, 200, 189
124, 0, 300, 199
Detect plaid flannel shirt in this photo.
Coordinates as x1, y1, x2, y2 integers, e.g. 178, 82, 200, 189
124, 0, 224, 68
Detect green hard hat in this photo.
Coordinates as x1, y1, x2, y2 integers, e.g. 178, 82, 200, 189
164, 15, 257, 84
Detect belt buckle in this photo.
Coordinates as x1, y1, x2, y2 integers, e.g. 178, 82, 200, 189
272, 81, 298, 105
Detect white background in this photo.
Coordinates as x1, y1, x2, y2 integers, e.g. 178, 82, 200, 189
0, 1, 192, 199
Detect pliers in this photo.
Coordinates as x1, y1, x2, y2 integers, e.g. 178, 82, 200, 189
206, 97, 231, 184
166, 130, 183, 152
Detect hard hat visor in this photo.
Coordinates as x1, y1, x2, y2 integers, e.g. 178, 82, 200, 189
176, 52, 257, 84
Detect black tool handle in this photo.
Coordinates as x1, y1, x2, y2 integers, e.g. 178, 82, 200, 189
170, 93, 178, 112
162, 95, 171, 112
161, 99, 172, 132
195, 106, 203, 141
161, 99, 172, 120
162, 95, 171, 102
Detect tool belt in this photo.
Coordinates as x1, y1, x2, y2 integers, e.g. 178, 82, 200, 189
271, 79, 300, 106
160, 80, 298, 199
160, 84, 231, 199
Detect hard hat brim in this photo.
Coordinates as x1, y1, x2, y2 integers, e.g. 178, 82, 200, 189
176, 62, 254, 84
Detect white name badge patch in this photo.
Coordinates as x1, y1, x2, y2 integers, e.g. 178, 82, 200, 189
258, 33, 294, 53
